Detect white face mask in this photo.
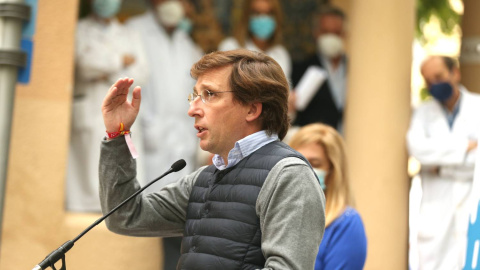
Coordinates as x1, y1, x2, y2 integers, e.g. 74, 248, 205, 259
156, 0, 184, 27
317, 33, 344, 59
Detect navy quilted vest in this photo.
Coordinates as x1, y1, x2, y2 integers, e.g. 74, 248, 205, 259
177, 141, 306, 270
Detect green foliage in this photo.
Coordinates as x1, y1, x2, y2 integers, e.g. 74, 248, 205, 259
416, 0, 461, 42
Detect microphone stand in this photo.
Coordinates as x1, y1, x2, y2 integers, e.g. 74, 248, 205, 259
32, 159, 186, 270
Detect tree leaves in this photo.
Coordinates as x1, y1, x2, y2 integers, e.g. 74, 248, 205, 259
416, 0, 461, 43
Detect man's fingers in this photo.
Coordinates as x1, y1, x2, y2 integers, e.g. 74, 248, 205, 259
131, 86, 141, 111
111, 77, 127, 90
109, 78, 132, 106
116, 77, 134, 96
102, 86, 118, 108
102, 87, 127, 112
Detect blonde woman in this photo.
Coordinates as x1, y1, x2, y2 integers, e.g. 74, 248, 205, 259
289, 123, 367, 270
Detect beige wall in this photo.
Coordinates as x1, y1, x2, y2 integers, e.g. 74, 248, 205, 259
345, 0, 414, 269
0, 1, 162, 269
460, 0, 480, 94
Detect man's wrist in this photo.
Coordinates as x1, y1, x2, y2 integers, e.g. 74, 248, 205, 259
106, 130, 131, 139
106, 122, 130, 139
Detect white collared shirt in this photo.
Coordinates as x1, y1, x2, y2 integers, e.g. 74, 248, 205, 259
212, 130, 279, 170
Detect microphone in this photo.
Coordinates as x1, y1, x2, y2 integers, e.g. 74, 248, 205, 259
171, 159, 186, 172
32, 159, 187, 270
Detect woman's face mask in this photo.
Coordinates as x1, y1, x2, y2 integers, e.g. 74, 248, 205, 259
317, 33, 344, 59
429, 81, 453, 102
93, 0, 122, 19
178, 17, 193, 33
249, 15, 276, 40
156, 0, 185, 27
312, 168, 327, 190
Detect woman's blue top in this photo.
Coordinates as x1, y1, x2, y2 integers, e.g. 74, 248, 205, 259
315, 207, 367, 270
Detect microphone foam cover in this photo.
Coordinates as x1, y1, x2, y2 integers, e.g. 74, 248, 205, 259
171, 159, 187, 172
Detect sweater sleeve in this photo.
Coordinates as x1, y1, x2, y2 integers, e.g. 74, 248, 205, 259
99, 137, 202, 237
256, 157, 326, 270
315, 208, 367, 270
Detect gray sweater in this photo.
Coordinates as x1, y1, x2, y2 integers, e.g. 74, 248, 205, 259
99, 138, 326, 270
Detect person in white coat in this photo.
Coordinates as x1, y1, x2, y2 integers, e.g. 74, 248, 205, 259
218, 0, 291, 82
124, 0, 202, 269
125, 0, 202, 186
407, 55, 480, 270
67, 0, 148, 212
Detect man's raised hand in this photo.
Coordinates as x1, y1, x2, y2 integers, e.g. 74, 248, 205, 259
102, 78, 141, 133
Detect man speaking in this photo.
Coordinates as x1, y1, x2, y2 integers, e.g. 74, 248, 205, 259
99, 49, 325, 269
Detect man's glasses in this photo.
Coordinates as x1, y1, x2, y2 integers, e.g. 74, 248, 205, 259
188, 90, 234, 105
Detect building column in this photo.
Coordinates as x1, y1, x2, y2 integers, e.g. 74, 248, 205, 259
344, 0, 414, 269
460, 0, 480, 94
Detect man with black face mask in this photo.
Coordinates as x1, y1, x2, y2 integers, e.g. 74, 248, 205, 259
407, 55, 480, 270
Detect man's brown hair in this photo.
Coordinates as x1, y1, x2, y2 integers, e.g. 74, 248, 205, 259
190, 49, 290, 140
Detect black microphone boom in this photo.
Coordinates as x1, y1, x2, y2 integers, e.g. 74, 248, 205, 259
32, 159, 186, 270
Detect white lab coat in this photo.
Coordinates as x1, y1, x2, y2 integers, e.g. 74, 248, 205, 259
407, 87, 480, 270
67, 16, 148, 212
125, 11, 202, 190
218, 37, 292, 83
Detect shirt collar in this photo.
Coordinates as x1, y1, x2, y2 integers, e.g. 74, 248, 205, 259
212, 130, 279, 170
440, 85, 465, 129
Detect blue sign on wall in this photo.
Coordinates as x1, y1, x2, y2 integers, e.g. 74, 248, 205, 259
464, 201, 480, 270
18, 39, 33, 84
18, 0, 37, 84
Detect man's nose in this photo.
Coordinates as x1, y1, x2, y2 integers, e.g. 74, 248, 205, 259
188, 97, 202, 117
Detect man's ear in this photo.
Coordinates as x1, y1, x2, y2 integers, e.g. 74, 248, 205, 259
246, 102, 262, 122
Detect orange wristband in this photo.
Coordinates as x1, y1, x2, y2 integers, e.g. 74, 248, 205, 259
106, 123, 130, 139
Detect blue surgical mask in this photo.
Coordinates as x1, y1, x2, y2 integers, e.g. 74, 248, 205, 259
312, 168, 327, 190
178, 18, 193, 34
249, 15, 276, 40
93, 0, 122, 19
429, 82, 453, 102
